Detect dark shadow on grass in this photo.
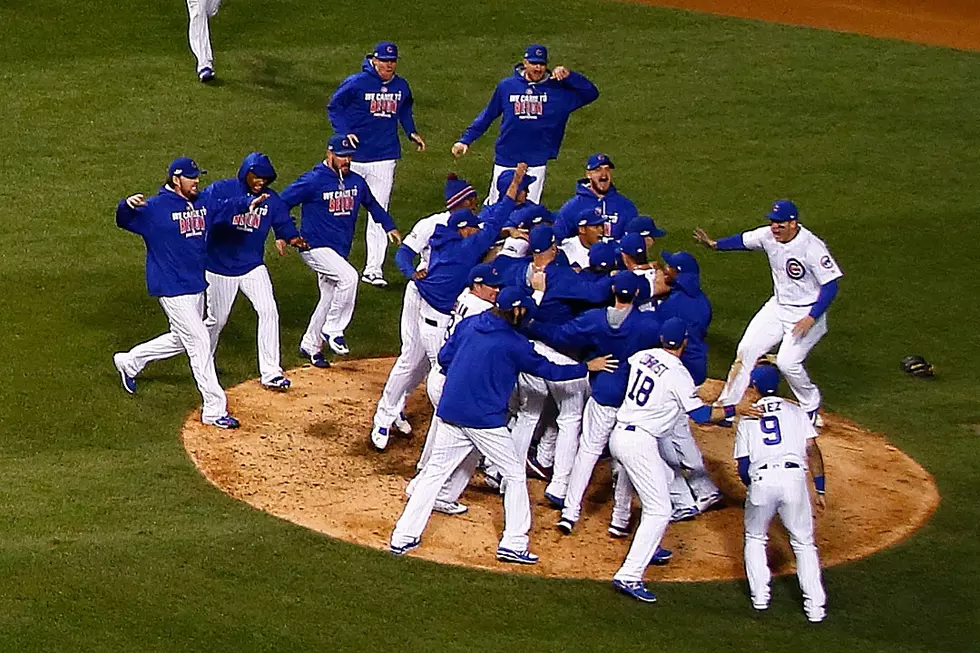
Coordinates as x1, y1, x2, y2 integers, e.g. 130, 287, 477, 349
236, 55, 340, 114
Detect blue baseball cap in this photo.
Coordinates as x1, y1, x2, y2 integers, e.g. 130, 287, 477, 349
767, 199, 799, 223
577, 207, 605, 227
586, 153, 615, 170
496, 169, 537, 196
612, 271, 641, 302
588, 241, 618, 270
449, 208, 481, 230
626, 215, 667, 238
328, 134, 358, 157
444, 173, 476, 209
469, 263, 503, 288
619, 232, 646, 257
524, 44, 548, 64
661, 317, 688, 349
529, 225, 556, 254
372, 41, 399, 61
519, 212, 553, 230
661, 250, 699, 275
496, 286, 535, 311
246, 153, 277, 182
750, 364, 780, 396
168, 156, 205, 179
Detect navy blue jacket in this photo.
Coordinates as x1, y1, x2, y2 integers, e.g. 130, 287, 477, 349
327, 57, 418, 163
437, 312, 587, 429
280, 162, 396, 257
553, 180, 639, 241
525, 307, 663, 406
116, 187, 249, 297
416, 197, 518, 314
202, 153, 300, 277
505, 257, 613, 324
460, 66, 599, 167
656, 271, 712, 385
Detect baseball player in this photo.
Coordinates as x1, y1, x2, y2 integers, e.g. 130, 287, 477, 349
734, 364, 827, 622
390, 286, 613, 564
186, 0, 220, 82
112, 156, 265, 428
327, 41, 424, 288
609, 318, 729, 603
201, 152, 307, 391
451, 44, 599, 204
554, 154, 639, 241
370, 175, 479, 450
280, 135, 402, 364
694, 200, 843, 425
626, 215, 668, 254
559, 208, 606, 270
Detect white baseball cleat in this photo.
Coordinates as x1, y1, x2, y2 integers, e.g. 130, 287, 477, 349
370, 425, 390, 452
327, 335, 349, 356
360, 272, 388, 288
695, 490, 724, 514
433, 500, 468, 516
394, 412, 412, 435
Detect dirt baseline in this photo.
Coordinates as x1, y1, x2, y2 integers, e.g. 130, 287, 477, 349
182, 357, 938, 581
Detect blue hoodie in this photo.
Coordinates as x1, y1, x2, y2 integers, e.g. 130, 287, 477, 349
280, 162, 396, 257
327, 58, 418, 163
459, 65, 599, 167
525, 307, 663, 407
116, 187, 251, 297
201, 153, 300, 277
553, 180, 639, 241
437, 311, 587, 429
416, 197, 518, 314
655, 272, 712, 385
504, 257, 614, 325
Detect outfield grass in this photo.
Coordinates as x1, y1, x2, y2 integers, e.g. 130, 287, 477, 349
0, 0, 977, 650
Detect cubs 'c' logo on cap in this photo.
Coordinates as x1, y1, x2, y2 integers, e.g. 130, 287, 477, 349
820, 255, 834, 269
386, 45, 395, 54
786, 258, 806, 280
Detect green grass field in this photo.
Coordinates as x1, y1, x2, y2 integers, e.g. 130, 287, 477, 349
0, 0, 977, 650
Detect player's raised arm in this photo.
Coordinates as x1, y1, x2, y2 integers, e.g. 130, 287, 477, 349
557, 68, 600, 108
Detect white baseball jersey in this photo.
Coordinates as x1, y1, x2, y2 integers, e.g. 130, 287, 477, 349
733, 397, 818, 472
559, 236, 590, 270
616, 349, 703, 437
741, 225, 843, 306
445, 288, 494, 340
402, 210, 451, 270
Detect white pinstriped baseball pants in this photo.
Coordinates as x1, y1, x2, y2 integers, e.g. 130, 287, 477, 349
351, 160, 396, 278
204, 266, 283, 385
373, 280, 429, 428
186, 0, 221, 72
114, 292, 228, 423
485, 164, 547, 205
299, 246, 358, 352
561, 397, 618, 524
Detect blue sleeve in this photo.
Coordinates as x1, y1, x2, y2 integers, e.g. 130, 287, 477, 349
207, 194, 252, 227
737, 457, 751, 486
280, 172, 315, 210
460, 85, 504, 145
268, 196, 300, 241
115, 199, 144, 235
688, 404, 713, 424
808, 279, 839, 319
562, 71, 599, 110
395, 244, 418, 279
464, 197, 518, 255
398, 82, 418, 136
716, 234, 748, 251
524, 314, 595, 352
549, 270, 613, 304
553, 198, 580, 241
326, 77, 357, 136
361, 181, 397, 232
516, 339, 588, 381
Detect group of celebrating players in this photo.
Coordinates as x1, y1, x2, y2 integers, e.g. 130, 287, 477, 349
113, 41, 841, 623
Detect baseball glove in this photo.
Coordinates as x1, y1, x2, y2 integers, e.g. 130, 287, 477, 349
901, 355, 935, 378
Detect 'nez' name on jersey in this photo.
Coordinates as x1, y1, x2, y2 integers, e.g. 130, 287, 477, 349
322, 186, 359, 216
171, 207, 207, 238
510, 93, 548, 120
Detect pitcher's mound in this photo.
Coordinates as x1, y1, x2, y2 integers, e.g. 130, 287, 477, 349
182, 357, 938, 581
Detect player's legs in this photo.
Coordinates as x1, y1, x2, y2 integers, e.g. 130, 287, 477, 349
203, 270, 240, 359
352, 160, 396, 279
465, 425, 532, 552
185, 0, 213, 73
743, 479, 780, 608
775, 313, 829, 414
610, 425, 671, 583
561, 398, 618, 524
239, 265, 283, 384
417, 368, 447, 470
485, 164, 547, 205
374, 281, 429, 428
117, 317, 187, 378
657, 436, 698, 514
205, 0, 221, 18
298, 248, 336, 354
160, 294, 228, 423
610, 461, 634, 530
535, 421, 558, 468
716, 298, 785, 409
512, 374, 548, 461
778, 474, 827, 620
391, 422, 474, 548
545, 378, 587, 499
668, 414, 721, 502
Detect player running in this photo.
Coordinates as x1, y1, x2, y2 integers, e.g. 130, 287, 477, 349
694, 200, 843, 426
734, 364, 828, 622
